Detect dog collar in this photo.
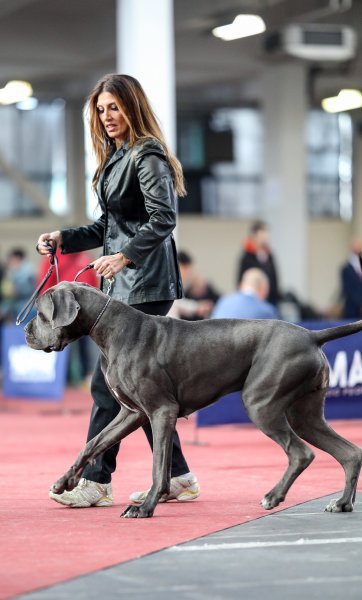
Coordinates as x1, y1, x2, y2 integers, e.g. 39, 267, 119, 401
89, 297, 112, 336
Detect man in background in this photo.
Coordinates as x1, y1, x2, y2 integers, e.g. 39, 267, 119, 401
0, 248, 35, 323
340, 239, 362, 319
212, 268, 278, 320
237, 221, 279, 306
169, 250, 220, 320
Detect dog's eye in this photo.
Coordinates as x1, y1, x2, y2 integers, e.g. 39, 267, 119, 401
38, 312, 45, 321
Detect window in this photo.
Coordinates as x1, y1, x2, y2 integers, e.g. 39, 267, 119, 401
178, 107, 353, 220
0, 101, 66, 218
178, 108, 263, 217
306, 110, 352, 220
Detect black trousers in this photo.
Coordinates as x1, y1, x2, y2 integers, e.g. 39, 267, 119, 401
82, 300, 190, 484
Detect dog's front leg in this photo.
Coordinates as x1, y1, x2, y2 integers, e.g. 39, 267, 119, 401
122, 405, 178, 518
51, 408, 147, 494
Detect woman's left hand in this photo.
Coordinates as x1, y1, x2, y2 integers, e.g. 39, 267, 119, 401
92, 253, 131, 279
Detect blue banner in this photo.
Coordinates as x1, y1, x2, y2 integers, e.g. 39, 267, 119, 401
197, 321, 362, 427
1, 325, 69, 400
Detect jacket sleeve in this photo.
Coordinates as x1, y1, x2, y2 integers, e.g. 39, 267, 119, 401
60, 214, 105, 254
120, 152, 177, 266
238, 253, 256, 284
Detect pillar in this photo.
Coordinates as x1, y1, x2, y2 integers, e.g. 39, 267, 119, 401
65, 100, 87, 225
262, 62, 308, 301
116, 0, 176, 150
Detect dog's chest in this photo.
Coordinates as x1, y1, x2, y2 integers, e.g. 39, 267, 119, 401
104, 371, 139, 413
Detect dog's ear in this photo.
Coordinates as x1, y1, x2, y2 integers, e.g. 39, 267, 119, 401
49, 289, 80, 330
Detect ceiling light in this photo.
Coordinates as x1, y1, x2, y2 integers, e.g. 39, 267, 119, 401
0, 80, 33, 105
16, 97, 39, 111
212, 14, 266, 41
322, 89, 362, 113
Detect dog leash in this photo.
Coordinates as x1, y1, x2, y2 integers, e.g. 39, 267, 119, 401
16, 242, 59, 326
17, 248, 116, 326
74, 264, 115, 296
73, 265, 114, 335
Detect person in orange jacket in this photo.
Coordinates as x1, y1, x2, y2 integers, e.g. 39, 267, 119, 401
36, 249, 98, 291
37, 249, 99, 384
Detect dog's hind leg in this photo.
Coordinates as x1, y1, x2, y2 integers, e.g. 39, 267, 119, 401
287, 390, 362, 512
244, 397, 315, 510
51, 408, 147, 495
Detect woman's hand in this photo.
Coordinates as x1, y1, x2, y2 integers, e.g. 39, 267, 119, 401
36, 231, 62, 255
92, 253, 131, 279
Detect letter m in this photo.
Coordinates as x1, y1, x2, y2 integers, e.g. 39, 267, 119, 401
329, 351, 348, 388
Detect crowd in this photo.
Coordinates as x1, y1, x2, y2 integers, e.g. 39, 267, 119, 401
0, 246, 98, 386
1, 223, 362, 335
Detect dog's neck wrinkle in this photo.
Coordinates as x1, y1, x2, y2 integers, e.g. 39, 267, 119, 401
89, 296, 112, 336
88, 297, 136, 354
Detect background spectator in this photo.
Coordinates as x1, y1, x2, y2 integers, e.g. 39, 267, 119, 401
340, 239, 362, 319
36, 248, 98, 290
169, 250, 220, 320
237, 221, 279, 306
0, 254, 4, 304
37, 249, 99, 386
0, 248, 35, 323
212, 268, 278, 320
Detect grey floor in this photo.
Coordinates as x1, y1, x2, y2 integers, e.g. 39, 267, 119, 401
17, 493, 362, 600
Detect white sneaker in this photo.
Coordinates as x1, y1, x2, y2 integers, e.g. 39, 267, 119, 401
129, 472, 200, 505
49, 478, 113, 508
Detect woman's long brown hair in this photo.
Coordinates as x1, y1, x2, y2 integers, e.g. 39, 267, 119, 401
87, 73, 186, 197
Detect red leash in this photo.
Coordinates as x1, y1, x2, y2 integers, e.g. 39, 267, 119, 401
16, 242, 59, 326
16, 247, 116, 326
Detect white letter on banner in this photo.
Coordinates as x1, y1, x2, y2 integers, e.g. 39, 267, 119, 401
329, 351, 347, 388
348, 350, 362, 387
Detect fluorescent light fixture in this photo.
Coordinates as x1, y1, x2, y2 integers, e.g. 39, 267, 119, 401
16, 97, 39, 111
0, 80, 33, 105
322, 89, 362, 113
212, 14, 266, 41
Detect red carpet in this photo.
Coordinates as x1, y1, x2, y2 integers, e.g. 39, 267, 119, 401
0, 389, 361, 599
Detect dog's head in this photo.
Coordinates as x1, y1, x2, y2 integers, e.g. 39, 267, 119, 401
25, 283, 82, 352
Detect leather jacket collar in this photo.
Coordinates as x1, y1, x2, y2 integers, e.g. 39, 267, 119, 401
105, 139, 129, 170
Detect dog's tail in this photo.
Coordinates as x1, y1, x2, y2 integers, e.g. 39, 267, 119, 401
311, 320, 362, 346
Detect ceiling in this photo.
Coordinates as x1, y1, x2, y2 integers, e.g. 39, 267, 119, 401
0, 0, 361, 110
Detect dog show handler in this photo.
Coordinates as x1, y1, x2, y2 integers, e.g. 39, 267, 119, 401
36, 73, 200, 508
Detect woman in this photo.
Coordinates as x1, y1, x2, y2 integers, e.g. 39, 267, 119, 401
36, 73, 200, 508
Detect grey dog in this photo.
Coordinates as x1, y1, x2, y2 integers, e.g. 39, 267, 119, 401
24, 281, 362, 518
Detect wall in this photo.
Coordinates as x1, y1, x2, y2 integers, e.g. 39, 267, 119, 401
0, 217, 97, 279
0, 218, 63, 269
308, 220, 352, 313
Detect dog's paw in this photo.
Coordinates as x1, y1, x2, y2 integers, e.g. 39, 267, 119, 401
50, 471, 80, 495
121, 504, 154, 518
261, 492, 284, 510
261, 497, 275, 510
50, 479, 67, 495
325, 498, 353, 513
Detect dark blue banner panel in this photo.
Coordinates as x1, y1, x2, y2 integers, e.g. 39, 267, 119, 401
2, 325, 69, 401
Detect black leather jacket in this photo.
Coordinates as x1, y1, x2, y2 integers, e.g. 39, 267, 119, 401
60, 138, 183, 305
